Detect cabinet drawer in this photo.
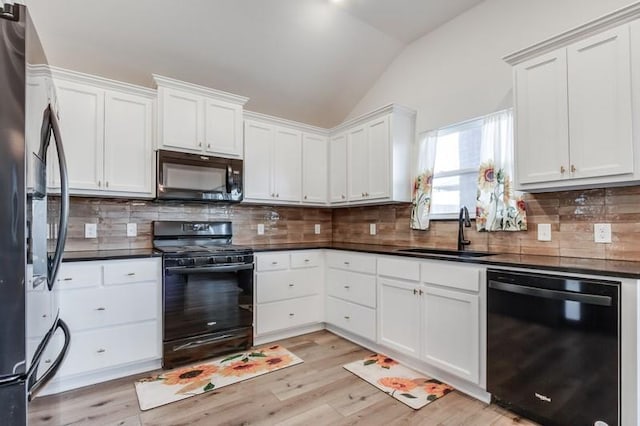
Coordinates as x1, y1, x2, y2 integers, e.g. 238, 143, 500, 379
256, 253, 290, 271
421, 262, 482, 292
326, 251, 376, 274
256, 295, 321, 335
58, 321, 159, 378
60, 282, 159, 331
326, 296, 376, 341
103, 258, 159, 285
378, 257, 420, 282
55, 262, 102, 290
256, 270, 319, 303
326, 269, 376, 308
290, 251, 321, 268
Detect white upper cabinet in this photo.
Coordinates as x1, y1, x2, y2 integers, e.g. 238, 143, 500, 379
56, 79, 105, 192
155, 75, 248, 158
51, 68, 155, 198
243, 112, 325, 205
329, 133, 348, 204
507, 9, 640, 192
333, 104, 415, 205
103, 92, 153, 194
302, 133, 328, 204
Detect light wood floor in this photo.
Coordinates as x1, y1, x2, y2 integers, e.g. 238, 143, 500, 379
28, 331, 537, 426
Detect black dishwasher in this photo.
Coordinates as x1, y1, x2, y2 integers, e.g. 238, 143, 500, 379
487, 269, 620, 426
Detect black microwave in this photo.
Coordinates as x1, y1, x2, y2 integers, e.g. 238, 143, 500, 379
156, 150, 243, 202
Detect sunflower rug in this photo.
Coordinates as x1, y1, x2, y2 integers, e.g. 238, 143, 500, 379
343, 354, 454, 410
134, 345, 303, 410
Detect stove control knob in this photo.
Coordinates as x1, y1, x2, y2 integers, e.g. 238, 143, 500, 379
236, 256, 244, 263
209, 257, 216, 264
226, 256, 232, 264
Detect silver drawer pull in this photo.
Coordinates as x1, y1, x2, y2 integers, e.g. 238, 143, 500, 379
127, 272, 136, 276
343, 261, 350, 265
304, 259, 310, 262
63, 277, 73, 281
41, 314, 47, 318
271, 261, 278, 265
289, 283, 294, 287
96, 307, 106, 311
344, 316, 350, 320
413, 288, 418, 295
344, 285, 350, 289
289, 313, 295, 317
44, 359, 51, 364
97, 348, 106, 354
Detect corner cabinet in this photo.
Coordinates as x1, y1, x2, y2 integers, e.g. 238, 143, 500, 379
154, 75, 248, 159
331, 104, 416, 205
507, 9, 640, 192
243, 112, 328, 205
51, 68, 155, 198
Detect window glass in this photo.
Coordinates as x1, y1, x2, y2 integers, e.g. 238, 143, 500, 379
430, 119, 483, 218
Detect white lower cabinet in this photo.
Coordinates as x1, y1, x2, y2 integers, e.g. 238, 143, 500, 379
35, 257, 162, 394
325, 251, 377, 341
255, 251, 324, 339
376, 256, 484, 386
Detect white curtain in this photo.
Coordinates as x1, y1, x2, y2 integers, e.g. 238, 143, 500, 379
475, 109, 527, 231
410, 131, 437, 230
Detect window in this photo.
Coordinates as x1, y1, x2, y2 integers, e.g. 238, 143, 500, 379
429, 118, 483, 219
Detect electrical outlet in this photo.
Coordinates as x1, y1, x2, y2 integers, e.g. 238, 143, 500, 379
594, 223, 612, 243
257, 224, 265, 235
126, 223, 137, 237
537, 223, 551, 241
369, 223, 377, 235
314, 224, 321, 234
84, 223, 97, 239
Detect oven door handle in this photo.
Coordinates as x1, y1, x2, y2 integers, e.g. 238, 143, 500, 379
489, 280, 612, 306
174, 334, 237, 351
165, 264, 254, 274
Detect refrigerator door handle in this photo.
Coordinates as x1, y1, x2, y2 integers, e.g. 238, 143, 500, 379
41, 105, 69, 290
26, 318, 70, 401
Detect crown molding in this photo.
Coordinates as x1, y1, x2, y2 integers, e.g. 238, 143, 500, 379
504, 1, 640, 65
243, 110, 329, 135
43, 65, 156, 97
153, 74, 249, 105
330, 103, 416, 134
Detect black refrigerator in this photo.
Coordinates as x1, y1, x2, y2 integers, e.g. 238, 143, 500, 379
0, 4, 70, 425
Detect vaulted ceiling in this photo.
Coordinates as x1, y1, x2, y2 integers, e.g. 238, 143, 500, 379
25, 0, 483, 127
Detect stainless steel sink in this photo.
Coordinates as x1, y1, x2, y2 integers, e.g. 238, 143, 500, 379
395, 248, 495, 258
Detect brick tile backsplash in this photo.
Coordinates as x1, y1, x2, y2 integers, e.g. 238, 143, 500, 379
51, 185, 640, 261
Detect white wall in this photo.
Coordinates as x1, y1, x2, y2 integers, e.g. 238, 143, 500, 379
348, 0, 636, 133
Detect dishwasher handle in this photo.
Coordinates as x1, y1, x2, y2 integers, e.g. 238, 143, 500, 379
489, 280, 612, 306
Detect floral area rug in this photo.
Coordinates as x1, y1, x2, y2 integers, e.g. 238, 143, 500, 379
343, 354, 454, 410
134, 345, 303, 410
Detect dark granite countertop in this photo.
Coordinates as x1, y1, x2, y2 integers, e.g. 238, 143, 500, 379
62, 248, 162, 262
248, 242, 640, 279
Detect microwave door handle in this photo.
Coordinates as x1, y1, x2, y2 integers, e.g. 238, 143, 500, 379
226, 164, 232, 194
46, 105, 69, 290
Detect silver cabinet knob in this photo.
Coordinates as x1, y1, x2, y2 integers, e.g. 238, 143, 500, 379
341, 194, 346, 199
105, 181, 109, 188
289, 313, 295, 317
271, 261, 278, 265
98, 180, 101, 187
127, 272, 136, 276
97, 348, 106, 354
198, 142, 202, 147
304, 195, 307, 200
344, 316, 350, 320
289, 283, 294, 287
207, 143, 211, 149
344, 285, 350, 289
96, 307, 106, 311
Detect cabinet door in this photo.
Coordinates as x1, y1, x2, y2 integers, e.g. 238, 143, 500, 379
329, 133, 348, 203
243, 120, 274, 200
204, 99, 243, 158
348, 125, 368, 201
160, 87, 202, 152
302, 133, 328, 204
514, 48, 569, 185
422, 286, 479, 384
367, 116, 390, 199
273, 127, 302, 202
103, 91, 153, 195
377, 278, 420, 357
567, 26, 633, 179
55, 80, 105, 191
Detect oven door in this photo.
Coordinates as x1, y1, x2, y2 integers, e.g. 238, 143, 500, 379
163, 262, 254, 368
156, 150, 242, 202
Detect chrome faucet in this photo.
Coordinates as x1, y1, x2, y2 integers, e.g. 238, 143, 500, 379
457, 206, 471, 251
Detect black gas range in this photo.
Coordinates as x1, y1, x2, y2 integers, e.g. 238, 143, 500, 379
153, 221, 254, 369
